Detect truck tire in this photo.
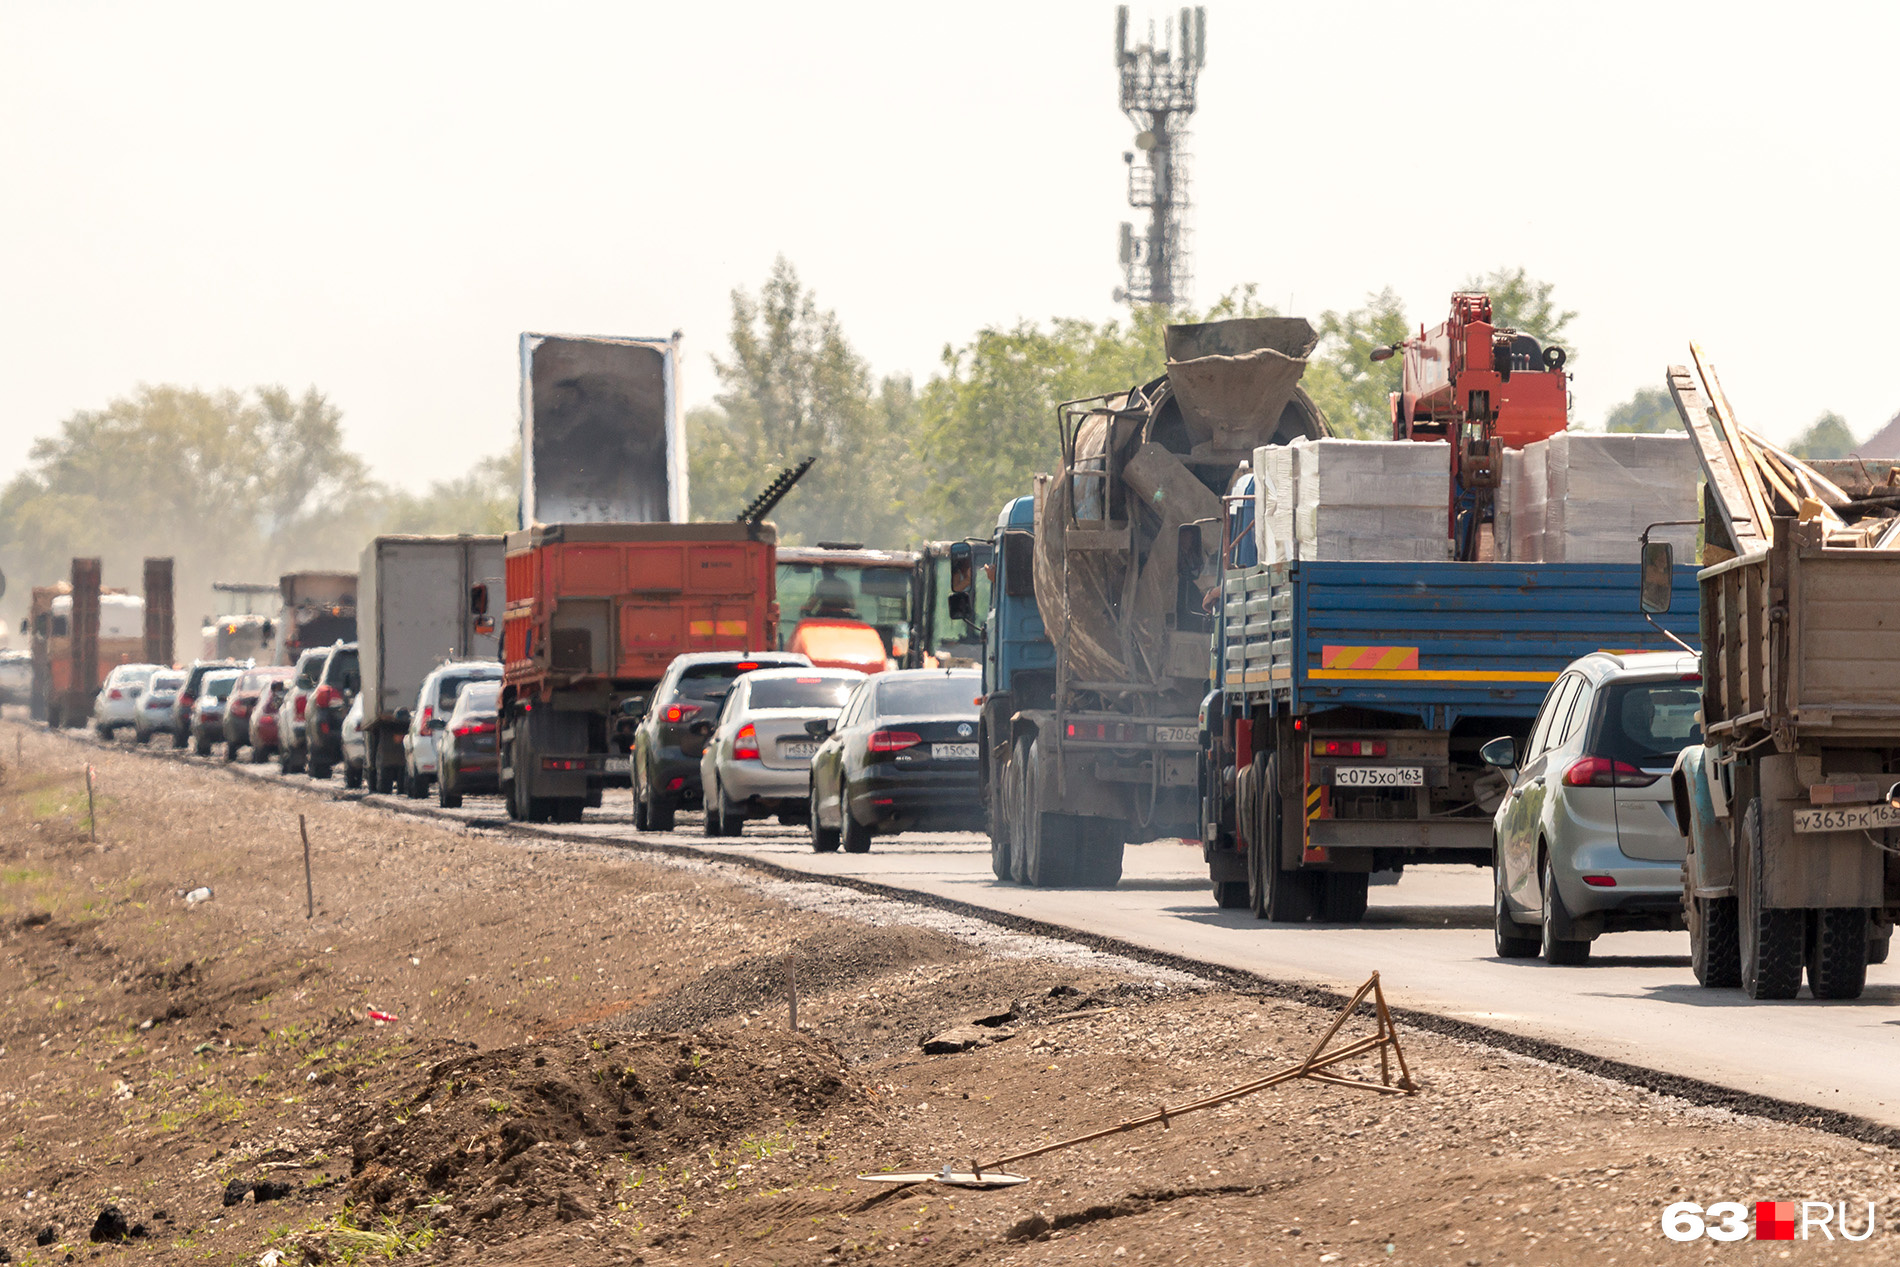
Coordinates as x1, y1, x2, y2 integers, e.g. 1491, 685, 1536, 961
1493, 858, 1540, 958
1250, 755, 1317, 922
1016, 738, 1075, 885
1076, 818, 1124, 888
553, 798, 585, 823
1688, 892, 1741, 988
1540, 855, 1592, 965
1213, 880, 1249, 909
809, 776, 840, 852
1806, 907, 1868, 1000
1739, 799, 1803, 999
1318, 872, 1369, 924
841, 807, 873, 854
989, 747, 1016, 879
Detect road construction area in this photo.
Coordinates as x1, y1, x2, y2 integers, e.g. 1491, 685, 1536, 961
0, 715, 1895, 1265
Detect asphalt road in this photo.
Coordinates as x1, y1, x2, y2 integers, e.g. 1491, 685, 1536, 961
62, 729, 1900, 1130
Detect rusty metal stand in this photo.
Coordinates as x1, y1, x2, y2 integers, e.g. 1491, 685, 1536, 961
861, 971, 1415, 1188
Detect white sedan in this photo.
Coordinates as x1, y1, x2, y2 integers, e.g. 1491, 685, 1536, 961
698, 667, 864, 837
94, 663, 161, 739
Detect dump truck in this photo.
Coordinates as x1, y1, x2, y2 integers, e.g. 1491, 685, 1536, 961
274, 571, 357, 664
28, 561, 145, 727
1663, 348, 1900, 999
358, 535, 505, 794
499, 523, 777, 821
963, 318, 1328, 886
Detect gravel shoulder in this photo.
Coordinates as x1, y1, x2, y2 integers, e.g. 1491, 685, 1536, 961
1, 715, 1895, 1265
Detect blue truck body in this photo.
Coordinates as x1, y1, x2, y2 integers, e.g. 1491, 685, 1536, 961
1200, 480, 1704, 919
982, 497, 1053, 695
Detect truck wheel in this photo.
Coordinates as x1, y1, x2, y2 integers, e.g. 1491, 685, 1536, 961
1739, 799, 1803, 999
553, 798, 585, 824
1075, 818, 1124, 888
1540, 856, 1592, 965
1493, 860, 1540, 958
1806, 907, 1869, 1000
1318, 872, 1369, 923
988, 748, 1015, 879
809, 776, 840, 852
1016, 738, 1074, 885
1213, 880, 1249, 909
1688, 891, 1741, 987
1252, 755, 1316, 922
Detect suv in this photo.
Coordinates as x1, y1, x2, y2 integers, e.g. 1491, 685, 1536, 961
631, 651, 811, 831
170, 660, 244, 749
190, 668, 242, 755
400, 660, 503, 798
277, 646, 333, 774
305, 642, 360, 780
1484, 651, 1701, 965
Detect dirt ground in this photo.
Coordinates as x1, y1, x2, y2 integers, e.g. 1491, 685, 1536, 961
1, 716, 1897, 1266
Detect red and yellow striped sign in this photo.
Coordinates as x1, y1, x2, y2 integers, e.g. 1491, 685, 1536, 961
1321, 645, 1420, 671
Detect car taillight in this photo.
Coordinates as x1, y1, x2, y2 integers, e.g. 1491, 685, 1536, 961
665, 703, 701, 724
1314, 738, 1387, 757
313, 685, 339, 708
453, 720, 497, 737
1562, 757, 1659, 788
868, 730, 921, 753
733, 723, 760, 760
232, 701, 249, 716
293, 695, 307, 719
108, 688, 122, 700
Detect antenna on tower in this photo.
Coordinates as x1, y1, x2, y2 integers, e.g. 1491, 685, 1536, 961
1113, 5, 1204, 309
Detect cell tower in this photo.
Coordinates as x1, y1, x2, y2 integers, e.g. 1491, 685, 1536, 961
1115, 5, 1205, 308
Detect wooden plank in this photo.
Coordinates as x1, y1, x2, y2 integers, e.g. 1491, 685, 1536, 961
1690, 347, 1779, 545
1666, 362, 1764, 549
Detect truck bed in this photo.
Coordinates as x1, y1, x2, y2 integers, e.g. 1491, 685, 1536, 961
1222, 560, 1702, 723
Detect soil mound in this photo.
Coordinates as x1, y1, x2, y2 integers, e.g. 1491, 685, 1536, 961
614, 923, 970, 1034
341, 1028, 861, 1246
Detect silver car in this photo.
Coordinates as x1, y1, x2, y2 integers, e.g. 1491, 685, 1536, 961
135, 670, 186, 743
1484, 651, 1701, 964
93, 663, 161, 738
698, 667, 864, 836
402, 660, 503, 798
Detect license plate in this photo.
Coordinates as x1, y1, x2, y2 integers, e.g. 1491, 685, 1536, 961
1333, 766, 1423, 787
780, 740, 818, 759
1154, 725, 1198, 744
932, 742, 979, 761
1793, 803, 1900, 833
604, 757, 630, 774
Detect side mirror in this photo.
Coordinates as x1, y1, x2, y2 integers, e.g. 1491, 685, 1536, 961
947, 590, 974, 624
947, 542, 974, 594
1639, 541, 1674, 615
470, 583, 489, 617
1479, 736, 1517, 769
804, 717, 836, 738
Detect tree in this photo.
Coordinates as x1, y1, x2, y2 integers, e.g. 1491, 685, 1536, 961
1301, 288, 1410, 440
687, 258, 915, 546
1605, 387, 1680, 434
1789, 411, 1856, 460
381, 446, 520, 535
1463, 266, 1577, 349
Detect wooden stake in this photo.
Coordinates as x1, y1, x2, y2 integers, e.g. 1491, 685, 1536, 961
299, 813, 315, 919
85, 765, 96, 843
787, 953, 798, 1032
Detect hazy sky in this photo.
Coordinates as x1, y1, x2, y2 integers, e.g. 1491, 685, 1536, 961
4, 2, 1898, 495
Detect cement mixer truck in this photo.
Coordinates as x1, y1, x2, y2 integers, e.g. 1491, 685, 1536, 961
961, 318, 1328, 886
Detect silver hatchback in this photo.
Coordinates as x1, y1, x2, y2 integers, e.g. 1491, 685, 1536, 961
1483, 651, 1702, 964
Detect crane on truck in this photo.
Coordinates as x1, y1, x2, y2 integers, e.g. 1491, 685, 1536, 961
1378, 291, 1570, 560
1660, 346, 1900, 999
960, 318, 1329, 887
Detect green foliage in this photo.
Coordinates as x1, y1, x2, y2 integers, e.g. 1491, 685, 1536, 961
1301, 288, 1410, 441
1789, 410, 1857, 460
687, 257, 916, 546
1605, 386, 1681, 434
380, 447, 520, 535
1462, 265, 1577, 348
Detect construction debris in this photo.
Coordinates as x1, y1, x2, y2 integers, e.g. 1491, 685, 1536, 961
863, 972, 1415, 1189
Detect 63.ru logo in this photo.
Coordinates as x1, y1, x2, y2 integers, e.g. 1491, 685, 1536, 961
1663, 1201, 1877, 1242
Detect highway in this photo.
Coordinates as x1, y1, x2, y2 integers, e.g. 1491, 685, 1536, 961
68, 733, 1900, 1131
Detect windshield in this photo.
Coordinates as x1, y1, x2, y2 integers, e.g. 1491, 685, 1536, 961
776, 559, 913, 651
675, 659, 797, 703
434, 672, 493, 708
1594, 680, 1703, 767
928, 552, 989, 659
150, 675, 183, 693
203, 675, 239, 699
457, 682, 500, 715
749, 676, 858, 711
295, 652, 326, 687
874, 675, 979, 718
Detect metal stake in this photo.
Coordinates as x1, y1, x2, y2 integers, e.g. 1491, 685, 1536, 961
299, 813, 315, 919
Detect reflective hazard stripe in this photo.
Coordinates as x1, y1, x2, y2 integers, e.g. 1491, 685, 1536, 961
1321, 645, 1420, 671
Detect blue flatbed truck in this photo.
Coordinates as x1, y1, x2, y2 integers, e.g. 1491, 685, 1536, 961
1201, 474, 1702, 922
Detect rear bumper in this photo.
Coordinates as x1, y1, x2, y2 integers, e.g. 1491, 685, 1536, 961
719, 760, 811, 804
650, 753, 705, 804
849, 768, 984, 831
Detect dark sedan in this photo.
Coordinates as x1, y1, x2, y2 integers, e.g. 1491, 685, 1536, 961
807, 668, 983, 853
631, 651, 811, 831
437, 681, 501, 808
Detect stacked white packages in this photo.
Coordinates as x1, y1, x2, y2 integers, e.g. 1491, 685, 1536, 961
1252, 439, 1452, 563
1513, 433, 1699, 563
